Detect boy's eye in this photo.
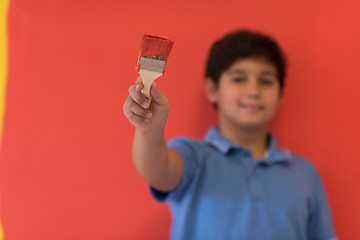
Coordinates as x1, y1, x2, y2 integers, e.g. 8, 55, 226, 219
231, 77, 246, 83
260, 79, 274, 85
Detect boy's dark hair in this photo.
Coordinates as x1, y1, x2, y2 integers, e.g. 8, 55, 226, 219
205, 29, 287, 94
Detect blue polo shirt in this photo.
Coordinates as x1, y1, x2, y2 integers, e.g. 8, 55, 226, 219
150, 127, 336, 240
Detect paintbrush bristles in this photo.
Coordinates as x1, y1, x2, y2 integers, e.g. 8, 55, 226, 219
139, 35, 174, 62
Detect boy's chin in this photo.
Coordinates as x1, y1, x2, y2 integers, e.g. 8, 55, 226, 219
237, 121, 268, 131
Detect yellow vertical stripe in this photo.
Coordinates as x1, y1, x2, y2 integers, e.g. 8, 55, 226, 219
0, 0, 9, 239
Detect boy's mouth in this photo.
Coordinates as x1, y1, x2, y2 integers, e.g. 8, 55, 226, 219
239, 103, 265, 111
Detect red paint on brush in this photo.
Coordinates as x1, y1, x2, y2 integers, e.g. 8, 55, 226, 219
136, 34, 174, 71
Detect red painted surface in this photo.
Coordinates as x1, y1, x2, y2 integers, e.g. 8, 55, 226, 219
0, 0, 359, 239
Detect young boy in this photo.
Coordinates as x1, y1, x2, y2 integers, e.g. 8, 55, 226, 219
123, 30, 337, 240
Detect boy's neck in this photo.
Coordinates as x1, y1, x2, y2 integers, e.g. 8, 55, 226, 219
218, 124, 269, 161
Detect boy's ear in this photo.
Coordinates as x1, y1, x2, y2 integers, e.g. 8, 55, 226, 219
205, 77, 218, 104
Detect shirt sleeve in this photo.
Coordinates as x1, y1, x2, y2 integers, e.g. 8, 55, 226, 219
149, 137, 200, 203
308, 171, 337, 240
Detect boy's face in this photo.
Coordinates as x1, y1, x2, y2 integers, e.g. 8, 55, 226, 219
206, 57, 281, 131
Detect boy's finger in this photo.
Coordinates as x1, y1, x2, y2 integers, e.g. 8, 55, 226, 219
129, 100, 152, 119
128, 84, 150, 109
123, 96, 151, 121
133, 76, 144, 92
126, 110, 150, 125
135, 76, 143, 84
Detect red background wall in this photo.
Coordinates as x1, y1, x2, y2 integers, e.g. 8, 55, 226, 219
1, 0, 359, 239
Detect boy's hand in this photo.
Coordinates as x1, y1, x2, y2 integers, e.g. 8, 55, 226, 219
123, 76, 169, 133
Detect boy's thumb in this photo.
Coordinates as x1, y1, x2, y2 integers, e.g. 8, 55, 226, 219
150, 83, 167, 105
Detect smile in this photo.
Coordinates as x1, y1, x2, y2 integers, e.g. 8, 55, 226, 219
239, 103, 265, 111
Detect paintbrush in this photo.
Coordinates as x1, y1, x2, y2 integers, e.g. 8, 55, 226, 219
136, 34, 174, 99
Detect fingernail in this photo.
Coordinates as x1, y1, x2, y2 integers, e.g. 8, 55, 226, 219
145, 112, 152, 118
135, 83, 142, 91
142, 102, 149, 108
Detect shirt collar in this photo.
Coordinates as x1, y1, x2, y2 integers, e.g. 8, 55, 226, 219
205, 127, 291, 163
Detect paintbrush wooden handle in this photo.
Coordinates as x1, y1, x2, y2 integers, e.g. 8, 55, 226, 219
138, 69, 163, 99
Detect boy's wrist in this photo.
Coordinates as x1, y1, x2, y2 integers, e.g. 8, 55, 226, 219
135, 124, 165, 138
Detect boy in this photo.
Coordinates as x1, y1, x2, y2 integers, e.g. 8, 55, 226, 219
123, 30, 337, 240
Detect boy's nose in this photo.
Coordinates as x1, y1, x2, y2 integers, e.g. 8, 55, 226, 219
246, 82, 260, 99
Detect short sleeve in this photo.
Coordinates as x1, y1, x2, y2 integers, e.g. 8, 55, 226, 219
308, 172, 337, 240
150, 137, 200, 203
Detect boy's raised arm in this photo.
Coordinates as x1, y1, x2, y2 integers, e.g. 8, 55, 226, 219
123, 76, 184, 192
